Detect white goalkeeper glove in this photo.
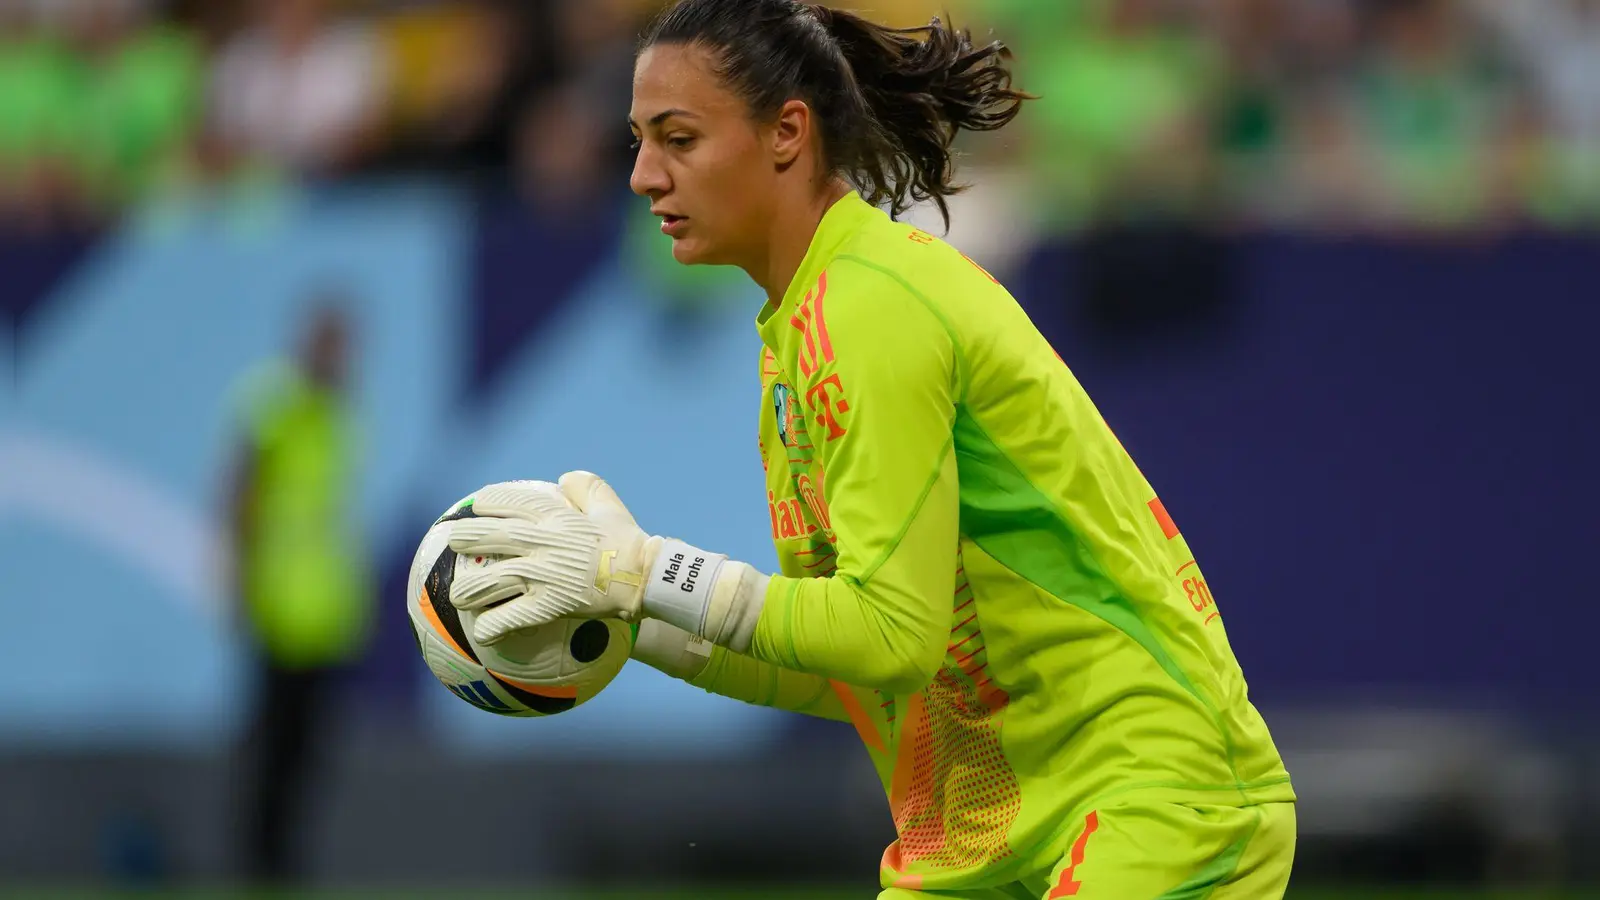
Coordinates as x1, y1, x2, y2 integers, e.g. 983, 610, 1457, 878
446, 473, 768, 650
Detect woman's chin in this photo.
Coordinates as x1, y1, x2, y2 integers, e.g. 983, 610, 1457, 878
670, 237, 716, 266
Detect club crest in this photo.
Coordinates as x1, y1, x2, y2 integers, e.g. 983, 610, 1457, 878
773, 382, 793, 447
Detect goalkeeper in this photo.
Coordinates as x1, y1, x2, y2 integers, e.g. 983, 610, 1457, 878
448, 1, 1296, 897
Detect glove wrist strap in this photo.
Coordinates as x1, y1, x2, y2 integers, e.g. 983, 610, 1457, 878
642, 539, 729, 636
631, 618, 714, 680
642, 538, 766, 653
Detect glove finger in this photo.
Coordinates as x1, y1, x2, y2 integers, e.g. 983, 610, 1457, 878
447, 558, 530, 611
447, 493, 603, 565
450, 553, 596, 614
447, 517, 563, 557
472, 586, 596, 645
470, 480, 569, 521
557, 471, 600, 513
559, 470, 640, 532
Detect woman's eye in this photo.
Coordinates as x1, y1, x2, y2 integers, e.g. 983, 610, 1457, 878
668, 135, 695, 150
628, 136, 642, 150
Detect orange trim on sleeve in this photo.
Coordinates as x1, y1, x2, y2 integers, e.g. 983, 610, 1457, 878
1048, 811, 1101, 898
1148, 497, 1181, 540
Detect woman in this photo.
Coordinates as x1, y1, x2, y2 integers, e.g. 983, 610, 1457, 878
447, 1, 1296, 896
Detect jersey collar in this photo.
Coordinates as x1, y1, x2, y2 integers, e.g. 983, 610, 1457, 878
756, 191, 877, 342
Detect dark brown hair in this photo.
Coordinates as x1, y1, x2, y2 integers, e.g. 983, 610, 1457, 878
641, 0, 1033, 226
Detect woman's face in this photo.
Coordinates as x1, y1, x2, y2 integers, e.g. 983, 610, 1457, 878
629, 43, 780, 267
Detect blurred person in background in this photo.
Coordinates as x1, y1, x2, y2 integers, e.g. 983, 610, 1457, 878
373, 0, 544, 175
512, 80, 615, 217
1205, 0, 1292, 225
1008, 0, 1225, 234
1259, 0, 1383, 231
1348, 0, 1517, 234
225, 300, 373, 885
1204, 0, 1368, 228
550, 0, 658, 181
65, 0, 204, 218
547, 0, 751, 330
1004, 0, 1234, 330
1190, 0, 1383, 231
1468, 0, 1600, 228
207, 0, 389, 178
0, 2, 81, 232
0, 0, 200, 231
166, 0, 251, 52
1275, 81, 1383, 232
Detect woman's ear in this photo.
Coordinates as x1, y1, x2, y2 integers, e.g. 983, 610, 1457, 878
771, 98, 813, 167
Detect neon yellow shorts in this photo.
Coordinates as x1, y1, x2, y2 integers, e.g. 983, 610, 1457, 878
877, 801, 1296, 900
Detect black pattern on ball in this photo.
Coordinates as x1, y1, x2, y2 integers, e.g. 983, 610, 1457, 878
487, 673, 577, 714
569, 620, 611, 663
425, 548, 479, 664
437, 502, 479, 525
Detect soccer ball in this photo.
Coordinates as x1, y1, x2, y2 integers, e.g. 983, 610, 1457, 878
407, 490, 634, 716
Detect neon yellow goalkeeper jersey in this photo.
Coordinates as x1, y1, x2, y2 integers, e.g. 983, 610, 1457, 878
698, 192, 1293, 892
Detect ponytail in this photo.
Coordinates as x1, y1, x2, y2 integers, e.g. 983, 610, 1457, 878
642, 0, 1034, 227
807, 6, 1030, 224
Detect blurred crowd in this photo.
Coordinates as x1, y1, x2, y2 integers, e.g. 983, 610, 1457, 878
2, 0, 1598, 237
992, 0, 1600, 236
0, 0, 647, 232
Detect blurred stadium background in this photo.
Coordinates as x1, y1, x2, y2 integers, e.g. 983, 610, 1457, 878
2, 0, 1597, 896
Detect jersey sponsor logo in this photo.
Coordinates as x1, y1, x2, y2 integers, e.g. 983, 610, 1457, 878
796, 471, 831, 533
1175, 559, 1220, 626
768, 490, 819, 541
804, 373, 851, 442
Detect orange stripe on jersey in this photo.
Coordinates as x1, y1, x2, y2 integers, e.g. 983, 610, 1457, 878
1148, 497, 1180, 540
830, 679, 886, 752
489, 672, 580, 699
811, 271, 834, 362
885, 691, 925, 820
417, 586, 472, 660
1048, 811, 1101, 898
884, 690, 925, 839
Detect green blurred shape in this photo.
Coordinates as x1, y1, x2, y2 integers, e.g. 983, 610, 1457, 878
6, 885, 1599, 900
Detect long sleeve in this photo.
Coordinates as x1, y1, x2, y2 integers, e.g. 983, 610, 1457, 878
689, 644, 849, 722
632, 619, 848, 721
749, 260, 963, 696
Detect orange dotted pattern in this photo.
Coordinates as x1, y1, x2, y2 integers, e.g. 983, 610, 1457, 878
890, 555, 1020, 872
